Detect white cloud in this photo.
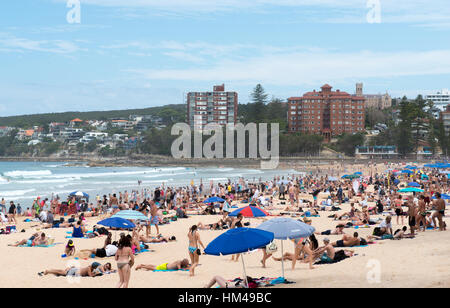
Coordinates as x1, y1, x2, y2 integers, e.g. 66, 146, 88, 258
51, 0, 450, 27
126, 49, 450, 86
163, 51, 204, 63
0, 33, 84, 54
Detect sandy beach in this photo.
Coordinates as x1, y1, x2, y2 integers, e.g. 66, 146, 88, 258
1, 162, 449, 288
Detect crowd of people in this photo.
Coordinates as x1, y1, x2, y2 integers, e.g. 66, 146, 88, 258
2, 161, 449, 288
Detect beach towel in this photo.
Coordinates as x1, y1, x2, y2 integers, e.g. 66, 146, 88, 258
353, 225, 371, 229
153, 268, 189, 272
18, 244, 57, 248
134, 249, 151, 255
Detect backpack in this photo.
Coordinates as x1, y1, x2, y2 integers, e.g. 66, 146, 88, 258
266, 241, 278, 254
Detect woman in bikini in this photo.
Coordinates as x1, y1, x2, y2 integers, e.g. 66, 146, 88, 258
187, 225, 205, 277
115, 235, 134, 288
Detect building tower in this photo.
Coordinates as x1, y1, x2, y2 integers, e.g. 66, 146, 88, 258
356, 83, 363, 97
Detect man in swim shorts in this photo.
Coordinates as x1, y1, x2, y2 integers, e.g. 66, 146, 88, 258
432, 192, 446, 231
331, 232, 360, 247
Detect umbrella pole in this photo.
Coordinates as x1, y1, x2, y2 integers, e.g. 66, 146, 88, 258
281, 240, 285, 280
241, 254, 249, 288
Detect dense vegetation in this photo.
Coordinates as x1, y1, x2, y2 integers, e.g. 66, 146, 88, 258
1, 85, 446, 158
0, 104, 187, 128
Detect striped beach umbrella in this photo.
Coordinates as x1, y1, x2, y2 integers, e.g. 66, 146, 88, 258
229, 205, 269, 217
112, 210, 149, 221
69, 191, 89, 198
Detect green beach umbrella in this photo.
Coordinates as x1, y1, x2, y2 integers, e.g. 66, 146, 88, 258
398, 187, 424, 193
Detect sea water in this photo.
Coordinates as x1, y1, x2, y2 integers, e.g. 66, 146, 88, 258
0, 161, 301, 207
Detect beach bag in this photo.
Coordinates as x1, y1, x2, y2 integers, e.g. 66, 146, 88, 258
373, 227, 382, 236
266, 241, 278, 254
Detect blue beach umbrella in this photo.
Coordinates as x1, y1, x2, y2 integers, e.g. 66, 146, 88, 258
97, 217, 136, 229
432, 194, 450, 200
405, 165, 417, 170
354, 172, 363, 175
204, 228, 274, 288
69, 191, 89, 198
401, 170, 413, 174
256, 218, 316, 279
203, 197, 225, 204
112, 210, 149, 221
408, 182, 421, 187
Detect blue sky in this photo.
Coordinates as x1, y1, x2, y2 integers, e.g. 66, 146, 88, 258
0, 0, 450, 116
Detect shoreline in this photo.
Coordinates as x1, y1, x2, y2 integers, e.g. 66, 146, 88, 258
0, 155, 437, 169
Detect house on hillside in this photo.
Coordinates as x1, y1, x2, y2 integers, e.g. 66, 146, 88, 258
0, 126, 14, 137
16, 129, 36, 141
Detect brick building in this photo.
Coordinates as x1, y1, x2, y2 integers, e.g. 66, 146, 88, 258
187, 84, 238, 130
288, 84, 365, 139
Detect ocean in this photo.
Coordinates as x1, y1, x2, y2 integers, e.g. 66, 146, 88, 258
0, 161, 301, 206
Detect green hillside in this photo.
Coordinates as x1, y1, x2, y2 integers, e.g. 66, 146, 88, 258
0, 104, 187, 128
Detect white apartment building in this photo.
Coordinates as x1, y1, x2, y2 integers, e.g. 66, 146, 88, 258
426, 89, 450, 112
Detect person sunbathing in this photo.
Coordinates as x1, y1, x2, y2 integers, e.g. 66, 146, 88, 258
135, 259, 190, 271
39, 262, 106, 277
79, 242, 119, 258
315, 224, 346, 236
331, 233, 361, 247
393, 226, 415, 240
197, 219, 228, 230
204, 275, 248, 288
9, 232, 48, 247
138, 234, 176, 243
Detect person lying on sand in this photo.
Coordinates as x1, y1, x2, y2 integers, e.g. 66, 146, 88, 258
138, 234, 176, 243
331, 233, 361, 247
196, 219, 229, 231
395, 226, 416, 239
9, 232, 48, 247
135, 259, 190, 271
38, 262, 109, 277
79, 242, 119, 258
315, 224, 346, 236
204, 275, 250, 288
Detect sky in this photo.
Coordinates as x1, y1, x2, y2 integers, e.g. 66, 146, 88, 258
0, 0, 450, 116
